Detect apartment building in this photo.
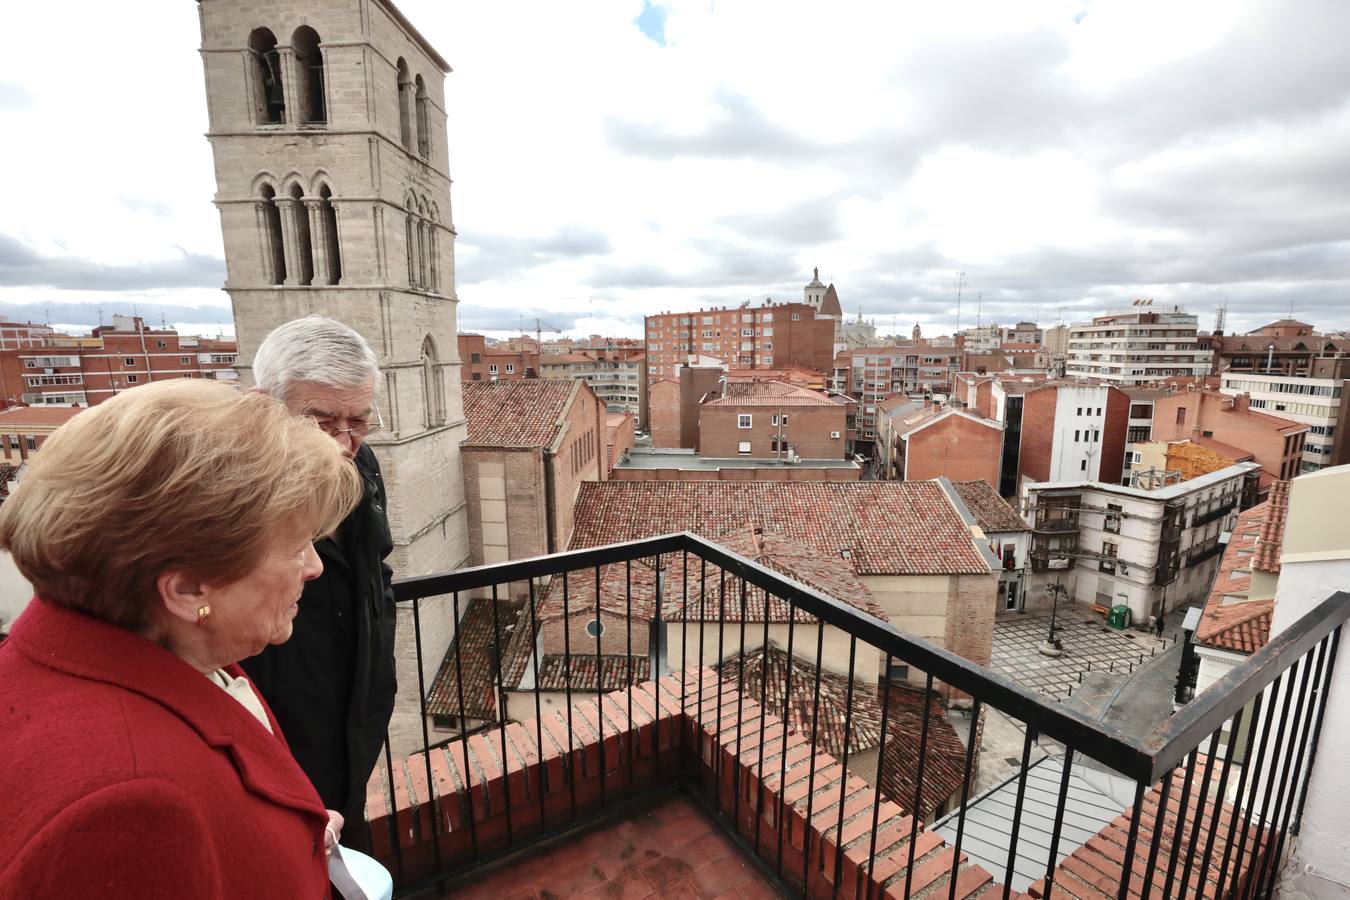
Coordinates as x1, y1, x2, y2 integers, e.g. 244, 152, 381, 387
0, 406, 82, 467
881, 403, 1003, 485
1150, 386, 1308, 484
0, 315, 237, 408
1209, 321, 1347, 377
644, 300, 834, 383
458, 333, 538, 382
0, 318, 56, 350
962, 323, 1003, 352
1022, 461, 1261, 623
1002, 322, 1043, 345
989, 380, 1131, 496
1219, 367, 1349, 472
1066, 303, 1213, 385
539, 347, 646, 421
830, 345, 964, 452
697, 380, 850, 460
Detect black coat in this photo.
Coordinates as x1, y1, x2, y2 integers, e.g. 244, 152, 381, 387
241, 442, 397, 838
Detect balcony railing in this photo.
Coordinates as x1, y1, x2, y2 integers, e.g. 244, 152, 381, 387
1189, 541, 1226, 565
1194, 500, 1238, 528
373, 533, 1348, 899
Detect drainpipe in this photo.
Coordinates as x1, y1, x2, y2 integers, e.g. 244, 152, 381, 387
542, 447, 557, 554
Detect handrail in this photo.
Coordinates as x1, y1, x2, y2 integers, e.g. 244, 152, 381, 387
390, 535, 1350, 784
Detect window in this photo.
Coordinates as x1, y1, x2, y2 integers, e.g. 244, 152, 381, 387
288, 182, 314, 284
791, 313, 801, 320
248, 28, 285, 124
471, 373, 481, 381
396, 58, 414, 150
585, 619, 605, 638
1104, 503, 1122, 534
23, 360, 34, 369
414, 75, 430, 156
1076, 407, 1082, 416
1096, 407, 1102, 416
127, 375, 138, 383
1100, 541, 1118, 574
737, 414, 752, 428
1127, 425, 1150, 443
7, 435, 17, 449
317, 183, 342, 284
488, 364, 498, 374
291, 26, 326, 125
25, 437, 36, 451
1176, 407, 1187, 425
124, 357, 135, 366
1080, 459, 1087, 471
470, 352, 481, 364
180, 356, 191, 365
1074, 429, 1081, 442
737, 441, 752, 454
156, 341, 168, 349
505, 364, 514, 374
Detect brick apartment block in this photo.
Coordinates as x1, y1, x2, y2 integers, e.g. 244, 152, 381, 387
1150, 386, 1308, 483
699, 380, 850, 460
645, 301, 835, 385
458, 333, 538, 382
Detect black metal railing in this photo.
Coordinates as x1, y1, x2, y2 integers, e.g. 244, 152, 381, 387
1194, 500, 1238, 528
376, 532, 1348, 899
1190, 540, 1226, 565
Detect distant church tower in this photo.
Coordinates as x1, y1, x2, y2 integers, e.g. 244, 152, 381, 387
804, 267, 826, 309
196, 1, 470, 579
912, 323, 922, 342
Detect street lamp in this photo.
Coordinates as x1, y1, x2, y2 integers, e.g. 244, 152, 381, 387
1039, 557, 1072, 657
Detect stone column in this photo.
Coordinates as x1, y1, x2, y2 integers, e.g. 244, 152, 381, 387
276, 197, 301, 286
254, 201, 277, 285
305, 199, 330, 286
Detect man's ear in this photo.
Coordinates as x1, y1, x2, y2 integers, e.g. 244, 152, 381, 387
155, 571, 210, 627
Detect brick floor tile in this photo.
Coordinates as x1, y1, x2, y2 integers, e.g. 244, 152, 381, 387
689, 853, 757, 899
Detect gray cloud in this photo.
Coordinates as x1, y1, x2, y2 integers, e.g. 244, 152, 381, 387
457, 226, 613, 282
0, 233, 224, 291
0, 82, 32, 109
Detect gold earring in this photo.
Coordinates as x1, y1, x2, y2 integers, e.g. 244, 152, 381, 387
197, 605, 211, 625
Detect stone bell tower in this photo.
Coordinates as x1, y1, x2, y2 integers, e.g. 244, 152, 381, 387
196, 0, 469, 578
197, 0, 470, 747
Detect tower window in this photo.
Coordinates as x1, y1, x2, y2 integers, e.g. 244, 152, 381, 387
396, 58, 413, 151
248, 28, 285, 125
415, 75, 430, 157
291, 27, 326, 125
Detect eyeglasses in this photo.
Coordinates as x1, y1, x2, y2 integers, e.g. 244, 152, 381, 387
306, 404, 384, 439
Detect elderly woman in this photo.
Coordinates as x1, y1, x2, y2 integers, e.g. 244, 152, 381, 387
0, 379, 361, 898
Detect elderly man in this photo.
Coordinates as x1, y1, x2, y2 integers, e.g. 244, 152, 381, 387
240, 315, 396, 848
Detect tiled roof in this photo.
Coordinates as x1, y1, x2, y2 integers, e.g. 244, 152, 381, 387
717, 645, 880, 757
951, 481, 1030, 534
536, 654, 650, 692
567, 481, 991, 576
705, 380, 845, 407
1253, 479, 1289, 573
1195, 496, 1280, 654
461, 380, 577, 447
535, 526, 886, 626
0, 406, 82, 427
1027, 756, 1271, 899
877, 685, 969, 821
426, 597, 524, 720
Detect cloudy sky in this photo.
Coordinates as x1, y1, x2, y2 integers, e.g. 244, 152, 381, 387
1, 0, 1348, 339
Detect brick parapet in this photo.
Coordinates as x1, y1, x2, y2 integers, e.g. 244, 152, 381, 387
364, 666, 1007, 898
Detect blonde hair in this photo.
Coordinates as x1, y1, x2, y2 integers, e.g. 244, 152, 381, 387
0, 379, 363, 631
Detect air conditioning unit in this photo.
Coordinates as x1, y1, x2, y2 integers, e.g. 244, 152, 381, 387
830, 431, 841, 439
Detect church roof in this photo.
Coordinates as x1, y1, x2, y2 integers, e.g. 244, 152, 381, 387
820, 284, 843, 318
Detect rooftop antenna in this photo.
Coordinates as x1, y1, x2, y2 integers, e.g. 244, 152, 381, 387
97, 304, 104, 327
1213, 302, 1227, 336
160, 307, 167, 329
954, 271, 966, 334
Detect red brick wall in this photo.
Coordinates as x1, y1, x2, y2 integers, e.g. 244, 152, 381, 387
698, 404, 846, 459
974, 381, 994, 418
1152, 391, 1307, 480
1017, 386, 1057, 485
1100, 386, 1130, 485
900, 414, 1002, 485
605, 413, 635, 476
680, 368, 724, 450
649, 380, 681, 448
458, 334, 536, 382
548, 385, 607, 551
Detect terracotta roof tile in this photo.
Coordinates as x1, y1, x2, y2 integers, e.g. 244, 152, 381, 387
1195, 495, 1281, 654
461, 380, 577, 447
567, 481, 991, 576
426, 598, 525, 720
706, 380, 845, 407
952, 481, 1030, 534
536, 654, 650, 692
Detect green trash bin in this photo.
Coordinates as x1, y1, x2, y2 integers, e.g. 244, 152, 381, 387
1108, 605, 1131, 630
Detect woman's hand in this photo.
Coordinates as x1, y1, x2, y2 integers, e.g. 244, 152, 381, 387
324, 809, 344, 857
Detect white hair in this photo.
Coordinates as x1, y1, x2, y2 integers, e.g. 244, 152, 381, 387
252, 315, 380, 400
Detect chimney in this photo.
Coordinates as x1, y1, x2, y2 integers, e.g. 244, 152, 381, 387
1233, 392, 1250, 411
749, 523, 764, 558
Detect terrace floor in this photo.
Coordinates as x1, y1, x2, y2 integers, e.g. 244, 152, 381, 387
410, 789, 781, 900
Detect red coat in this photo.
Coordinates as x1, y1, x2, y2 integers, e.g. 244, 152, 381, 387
0, 600, 332, 899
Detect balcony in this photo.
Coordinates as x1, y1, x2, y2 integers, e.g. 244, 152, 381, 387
369, 534, 1348, 899
1189, 541, 1225, 565
1033, 513, 1079, 533
1193, 500, 1238, 528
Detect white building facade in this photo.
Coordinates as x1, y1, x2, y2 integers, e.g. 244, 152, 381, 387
1066, 305, 1213, 385
1219, 371, 1344, 473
